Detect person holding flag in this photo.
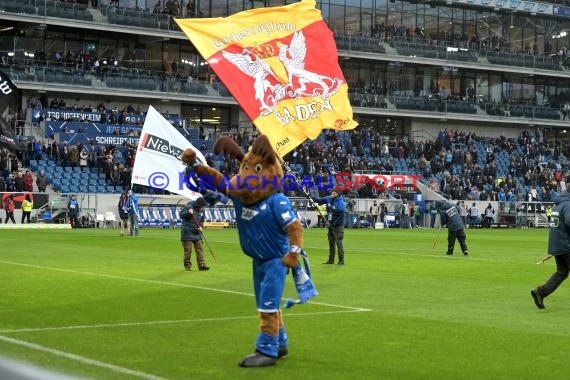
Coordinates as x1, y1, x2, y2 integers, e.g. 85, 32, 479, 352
125, 190, 140, 236
181, 135, 317, 367
149, 0, 358, 367
179, 196, 210, 271
314, 189, 347, 264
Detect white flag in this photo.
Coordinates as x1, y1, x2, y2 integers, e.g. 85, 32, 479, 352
131, 106, 206, 200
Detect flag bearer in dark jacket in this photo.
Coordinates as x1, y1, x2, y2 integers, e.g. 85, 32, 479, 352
438, 200, 468, 256
179, 196, 210, 271
314, 189, 347, 265
531, 191, 570, 309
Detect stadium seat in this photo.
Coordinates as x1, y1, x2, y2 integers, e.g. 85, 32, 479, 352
157, 208, 171, 227
211, 209, 223, 222
170, 207, 182, 227
104, 211, 118, 228
96, 213, 105, 228
139, 208, 150, 227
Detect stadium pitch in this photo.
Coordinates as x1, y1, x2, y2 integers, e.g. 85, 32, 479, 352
0, 227, 567, 379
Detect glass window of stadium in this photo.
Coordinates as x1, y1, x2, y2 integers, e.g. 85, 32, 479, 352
313, 0, 570, 51
183, 104, 231, 131
357, 116, 405, 140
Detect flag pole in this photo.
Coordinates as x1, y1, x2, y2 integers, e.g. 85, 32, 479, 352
190, 212, 217, 262
278, 156, 329, 227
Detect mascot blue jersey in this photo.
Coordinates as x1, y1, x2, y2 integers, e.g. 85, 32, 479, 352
233, 193, 297, 260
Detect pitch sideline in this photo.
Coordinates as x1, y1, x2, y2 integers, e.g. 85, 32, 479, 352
0, 309, 368, 334
0, 334, 167, 380
0, 260, 370, 312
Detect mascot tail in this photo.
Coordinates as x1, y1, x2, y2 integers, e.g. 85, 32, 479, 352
284, 250, 318, 308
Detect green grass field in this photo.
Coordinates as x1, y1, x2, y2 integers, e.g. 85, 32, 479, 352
0, 227, 567, 379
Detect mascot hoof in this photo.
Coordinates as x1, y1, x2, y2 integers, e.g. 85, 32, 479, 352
238, 352, 277, 367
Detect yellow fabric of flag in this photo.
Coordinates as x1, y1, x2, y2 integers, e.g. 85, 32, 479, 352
176, 0, 357, 157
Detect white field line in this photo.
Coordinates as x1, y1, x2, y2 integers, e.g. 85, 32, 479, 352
10, 231, 543, 260
0, 260, 369, 312
205, 240, 546, 264
0, 335, 168, 380
0, 310, 368, 335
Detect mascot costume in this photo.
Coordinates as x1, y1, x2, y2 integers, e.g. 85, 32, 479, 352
181, 134, 317, 367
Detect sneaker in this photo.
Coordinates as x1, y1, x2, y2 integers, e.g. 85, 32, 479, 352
531, 288, 545, 309
446, 252, 453, 256
463, 251, 468, 256
199, 266, 210, 271
337, 260, 345, 265
238, 352, 277, 367
323, 260, 334, 264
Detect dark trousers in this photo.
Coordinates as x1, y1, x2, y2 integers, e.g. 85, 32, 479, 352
372, 215, 378, 225
447, 229, 468, 254
21, 211, 31, 223
537, 254, 570, 298
69, 214, 78, 228
4, 211, 15, 224
327, 225, 344, 262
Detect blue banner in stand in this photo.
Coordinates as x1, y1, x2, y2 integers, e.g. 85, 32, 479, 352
33, 108, 186, 127
45, 121, 142, 138
59, 133, 140, 146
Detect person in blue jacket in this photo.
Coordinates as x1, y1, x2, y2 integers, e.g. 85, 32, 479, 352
438, 200, 468, 256
125, 189, 140, 236
531, 190, 570, 309
314, 189, 347, 265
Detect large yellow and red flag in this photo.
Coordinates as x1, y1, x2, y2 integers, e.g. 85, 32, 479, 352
175, 0, 357, 157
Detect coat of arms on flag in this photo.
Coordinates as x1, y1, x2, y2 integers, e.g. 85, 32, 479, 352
175, 0, 358, 157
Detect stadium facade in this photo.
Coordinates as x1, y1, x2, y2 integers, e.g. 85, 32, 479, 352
1, 0, 570, 147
